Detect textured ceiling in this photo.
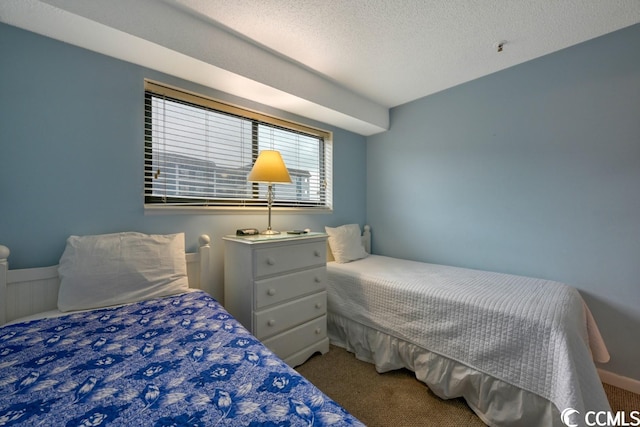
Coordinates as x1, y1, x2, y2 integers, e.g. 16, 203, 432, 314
170, 0, 640, 107
1, 0, 639, 135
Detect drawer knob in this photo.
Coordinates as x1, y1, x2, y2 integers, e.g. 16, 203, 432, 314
315, 328, 322, 334
267, 288, 276, 296
315, 303, 322, 309
313, 250, 321, 257
267, 319, 276, 327
314, 277, 321, 283
266, 257, 275, 265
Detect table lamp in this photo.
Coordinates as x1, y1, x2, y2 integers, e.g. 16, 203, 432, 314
247, 150, 292, 234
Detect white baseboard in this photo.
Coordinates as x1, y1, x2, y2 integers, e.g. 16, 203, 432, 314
599, 368, 640, 394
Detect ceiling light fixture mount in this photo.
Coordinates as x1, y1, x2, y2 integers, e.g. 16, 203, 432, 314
494, 40, 507, 53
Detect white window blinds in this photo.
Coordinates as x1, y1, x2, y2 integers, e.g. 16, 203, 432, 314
144, 81, 333, 209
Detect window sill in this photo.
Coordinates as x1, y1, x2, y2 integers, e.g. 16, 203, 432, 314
144, 205, 333, 215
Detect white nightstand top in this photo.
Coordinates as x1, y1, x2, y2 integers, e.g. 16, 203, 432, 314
223, 232, 327, 244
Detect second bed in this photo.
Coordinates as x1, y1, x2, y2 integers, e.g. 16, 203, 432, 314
325, 224, 611, 427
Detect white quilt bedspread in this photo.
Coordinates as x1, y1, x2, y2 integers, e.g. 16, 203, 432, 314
327, 255, 611, 419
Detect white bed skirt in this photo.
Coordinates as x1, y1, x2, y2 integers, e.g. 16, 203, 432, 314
327, 312, 564, 427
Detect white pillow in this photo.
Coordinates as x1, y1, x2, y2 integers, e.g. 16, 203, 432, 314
57, 232, 189, 312
325, 224, 368, 263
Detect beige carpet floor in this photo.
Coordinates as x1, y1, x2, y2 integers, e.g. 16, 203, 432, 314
296, 345, 640, 427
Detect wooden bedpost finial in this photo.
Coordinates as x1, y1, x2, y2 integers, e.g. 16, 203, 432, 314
0, 245, 9, 262
199, 234, 211, 247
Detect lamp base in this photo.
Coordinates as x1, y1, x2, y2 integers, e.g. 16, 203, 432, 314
260, 229, 281, 235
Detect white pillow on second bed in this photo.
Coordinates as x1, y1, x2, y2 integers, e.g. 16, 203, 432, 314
57, 232, 189, 312
325, 224, 368, 263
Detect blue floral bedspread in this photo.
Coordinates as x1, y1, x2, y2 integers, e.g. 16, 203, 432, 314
0, 291, 363, 426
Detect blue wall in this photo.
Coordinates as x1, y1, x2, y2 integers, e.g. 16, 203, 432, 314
0, 23, 367, 299
367, 24, 640, 381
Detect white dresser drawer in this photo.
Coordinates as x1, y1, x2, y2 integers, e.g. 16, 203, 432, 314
254, 291, 326, 339
255, 267, 326, 309
262, 316, 327, 359
255, 241, 326, 277
223, 233, 329, 366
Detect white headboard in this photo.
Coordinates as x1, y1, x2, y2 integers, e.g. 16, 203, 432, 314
326, 224, 372, 262
0, 234, 213, 326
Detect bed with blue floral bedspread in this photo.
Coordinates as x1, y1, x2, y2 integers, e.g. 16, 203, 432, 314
0, 290, 363, 426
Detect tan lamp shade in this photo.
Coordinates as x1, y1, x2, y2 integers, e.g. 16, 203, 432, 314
247, 150, 292, 183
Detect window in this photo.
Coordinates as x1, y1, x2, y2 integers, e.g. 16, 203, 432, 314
144, 81, 333, 210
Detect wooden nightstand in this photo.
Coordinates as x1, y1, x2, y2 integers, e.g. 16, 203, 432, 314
223, 233, 329, 367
